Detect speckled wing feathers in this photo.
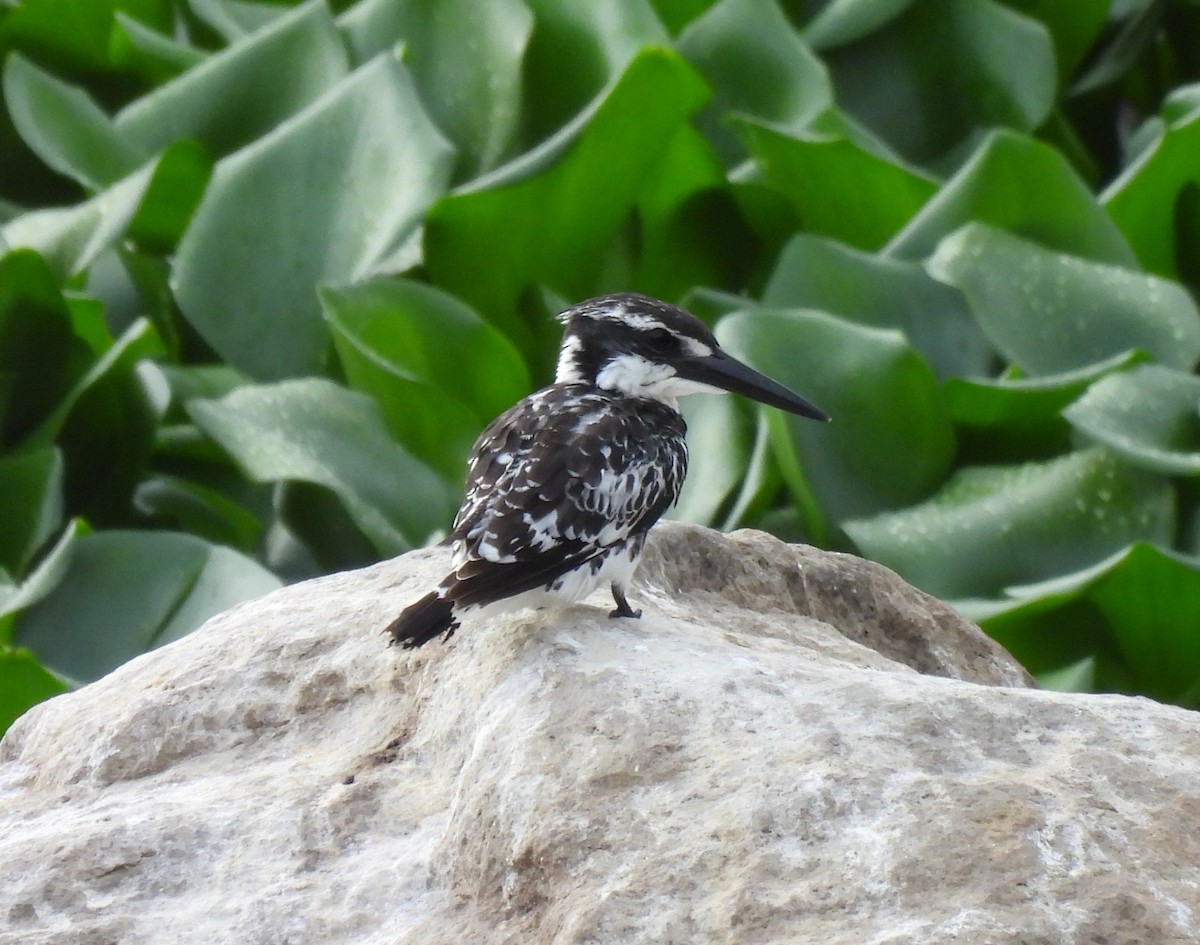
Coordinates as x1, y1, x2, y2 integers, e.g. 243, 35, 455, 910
442, 386, 687, 607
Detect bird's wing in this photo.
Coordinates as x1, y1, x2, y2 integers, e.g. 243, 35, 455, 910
442, 389, 686, 607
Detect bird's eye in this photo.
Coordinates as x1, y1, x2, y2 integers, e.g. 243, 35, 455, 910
644, 328, 675, 352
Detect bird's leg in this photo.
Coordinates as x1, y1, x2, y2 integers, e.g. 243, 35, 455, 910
609, 584, 642, 619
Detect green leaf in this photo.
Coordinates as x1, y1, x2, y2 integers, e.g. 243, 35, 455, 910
928, 223, 1200, 375
676, 0, 832, 164
13, 530, 280, 682
3, 159, 156, 279
424, 47, 709, 360
1103, 103, 1200, 279
717, 308, 955, 527
976, 542, 1200, 707
0, 0, 173, 75
339, 0, 533, 179
0, 250, 93, 447
1005, 0, 1110, 78
0, 447, 63, 575
670, 392, 752, 526
187, 378, 455, 555
133, 473, 263, 550
0, 519, 88, 629
946, 352, 1143, 463
1064, 364, 1200, 475
733, 119, 938, 250
109, 11, 206, 86
320, 278, 530, 478
0, 646, 68, 736
762, 234, 991, 379
820, 0, 1056, 164
3, 53, 144, 190
633, 126, 754, 300
845, 449, 1176, 600
887, 130, 1138, 266
802, 0, 914, 49
113, 0, 349, 158
174, 53, 455, 380
518, 0, 670, 145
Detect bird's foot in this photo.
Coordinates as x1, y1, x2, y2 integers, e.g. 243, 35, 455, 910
609, 585, 642, 619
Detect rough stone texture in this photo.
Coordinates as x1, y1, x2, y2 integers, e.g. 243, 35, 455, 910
1, 522, 1197, 945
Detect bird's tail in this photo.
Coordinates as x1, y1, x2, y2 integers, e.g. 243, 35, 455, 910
385, 591, 458, 649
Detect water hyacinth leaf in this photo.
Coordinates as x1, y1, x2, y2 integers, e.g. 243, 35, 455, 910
670, 392, 752, 526
844, 448, 1175, 600
174, 54, 455, 381
820, 0, 1056, 165
13, 530, 281, 683
115, 0, 348, 157
734, 120, 938, 251
133, 473, 263, 550
110, 12, 207, 85
929, 223, 1200, 376
423, 48, 709, 359
2, 160, 157, 279
320, 278, 530, 478
631, 126, 741, 299
1005, 0, 1110, 78
0, 647, 68, 734
802, 0, 915, 48
518, 0, 670, 144
0, 448, 63, 575
0, 519, 88, 627
717, 308, 955, 524
1063, 364, 1200, 475
946, 352, 1142, 462
1103, 106, 1200, 279
0, 250, 93, 447
0, 0, 173, 74
187, 378, 455, 555
190, 0, 290, 40
887, 130, 1137, 266
763, 234, 992, 379
677, 0, 832, 164
974, 542, 1200, 706
339, 0, 532, 179
3, 53, 144, 191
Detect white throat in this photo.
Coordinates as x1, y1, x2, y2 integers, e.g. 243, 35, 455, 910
593, 353, 723, 406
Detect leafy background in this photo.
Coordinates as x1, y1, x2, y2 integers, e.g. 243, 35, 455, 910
3, 0, 1200, 733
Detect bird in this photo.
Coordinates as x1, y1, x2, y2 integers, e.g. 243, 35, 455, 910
385, 292, 828, 648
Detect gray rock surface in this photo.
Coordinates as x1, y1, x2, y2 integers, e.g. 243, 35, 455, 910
1, 522, 1197, 944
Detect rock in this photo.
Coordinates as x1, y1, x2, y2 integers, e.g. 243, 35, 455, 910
1, 522, 1197, 945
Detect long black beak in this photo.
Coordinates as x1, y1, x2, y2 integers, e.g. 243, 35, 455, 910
677, 349, 829, 421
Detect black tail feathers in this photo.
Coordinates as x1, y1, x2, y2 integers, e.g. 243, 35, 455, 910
385, 591, 458, 649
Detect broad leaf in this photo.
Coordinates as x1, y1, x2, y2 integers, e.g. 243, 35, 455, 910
845, 449, 1175, 599
929, 223, 1200, 375
0, 448, 63, 575
763, 234, 991, 379
173, 54, 455, 380
320, 278, 529, 478
13, 530, 280, 682
821, 0, 1056, 164
3, 53, 143, 191
339, 0, 533, 179
114, 0, 349, 157
887, 130, 1137, 265
423, 47, 709, 361
717, 308, 955, 529
0, 646, 68, 736
187, 378, 455, 554
1064, 364, 1200, 475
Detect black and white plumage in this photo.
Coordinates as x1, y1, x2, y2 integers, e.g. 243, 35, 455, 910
386, 293, 828, 649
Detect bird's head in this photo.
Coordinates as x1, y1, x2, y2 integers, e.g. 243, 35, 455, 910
553, 293, 829, 420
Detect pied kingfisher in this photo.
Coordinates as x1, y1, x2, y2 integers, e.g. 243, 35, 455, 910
385, 293, 828, 648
